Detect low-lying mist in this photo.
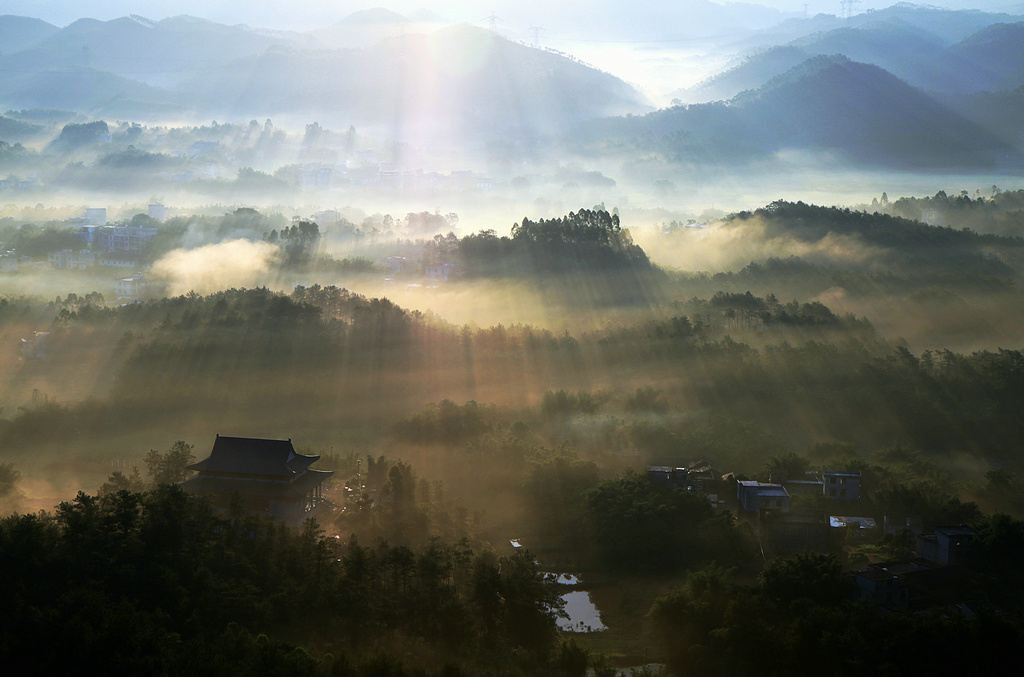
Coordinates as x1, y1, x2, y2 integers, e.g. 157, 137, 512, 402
151, 239, 279, 296
632, 217, 887, 273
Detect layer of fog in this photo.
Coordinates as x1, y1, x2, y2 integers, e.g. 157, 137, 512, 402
152, 240, 279, 296
631, 218, 887, 272
4, 165, 1018, 230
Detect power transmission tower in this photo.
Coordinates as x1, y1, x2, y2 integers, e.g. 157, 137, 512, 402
527, 25, 545, 47
840, 0, 860, 20
483, 12, 503, 31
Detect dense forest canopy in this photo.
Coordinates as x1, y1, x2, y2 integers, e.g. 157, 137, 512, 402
453, 208, 650, 277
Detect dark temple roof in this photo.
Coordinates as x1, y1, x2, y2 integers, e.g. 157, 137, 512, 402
186, 435, 320, 477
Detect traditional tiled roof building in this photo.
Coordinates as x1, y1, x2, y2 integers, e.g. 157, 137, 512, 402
182, 435, 333, 525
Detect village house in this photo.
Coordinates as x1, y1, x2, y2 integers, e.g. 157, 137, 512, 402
49, 249, 96, 270
916, 525, 977, 566
764, 511, 829, 555
645, 461, 727, 508
76, 224, 157, 254
769, 470, 862, 501
856, 558, 973, 611
148, 203, 168, 222
856, 525, 979, 610
856, 559, 933, 608
823, 470, 861, 500
83, 207, 107, 225
115, 274, 147, 300
773, 470, 824, 497
647, 466, 690, 490
737, 480, 790, 514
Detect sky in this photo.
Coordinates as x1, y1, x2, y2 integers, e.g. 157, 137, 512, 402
5, 0, 1022, 30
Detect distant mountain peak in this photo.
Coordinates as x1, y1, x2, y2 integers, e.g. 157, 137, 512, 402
673, 44, 808, 104
737, 53, 850, 101
958, 20, 1024, 45
64, 18, 105, 30
127, 14, 155, 28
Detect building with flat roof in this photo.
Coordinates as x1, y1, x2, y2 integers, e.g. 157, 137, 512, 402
647, 466, 689, 490
148, 203, 168, 222
115, 273, 146, 300
84, 207, 107, 225
765, 512, 828, 555
856, 558, 973, 610
823, 471, 861, 500
775, 471, 824, 496
916, 526, 978, 566
49, 249, 96, 270
737, 480, 790, 513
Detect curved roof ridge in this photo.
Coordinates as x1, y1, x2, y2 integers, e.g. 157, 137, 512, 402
188, 435, 321, 477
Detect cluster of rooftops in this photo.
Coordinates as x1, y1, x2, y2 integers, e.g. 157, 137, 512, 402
646, 463, 981, 611
646, 465, 863, 511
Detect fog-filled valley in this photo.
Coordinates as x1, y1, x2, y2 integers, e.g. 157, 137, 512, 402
2, 3, 1024, 676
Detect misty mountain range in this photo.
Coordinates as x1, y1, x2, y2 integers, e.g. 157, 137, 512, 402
674, 11, 1024, 103
0, 4, 1022, 169
593, 54, 1013, 169
0, 13, 647, 142
598, 5, 1024, 168
181, 24, 647, 142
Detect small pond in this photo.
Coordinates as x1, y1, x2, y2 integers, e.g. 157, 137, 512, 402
513, 538, 606, 632
557, 590, 607, 632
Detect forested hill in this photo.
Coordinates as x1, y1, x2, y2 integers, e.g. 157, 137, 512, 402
730, 200, 1020, 249
3, 285, 1021, 473
908, 21, 1024, 94
730, 56, 1009, 166
0, 483, 566, 675
725, 200, 1024, 279
454, 208, 652, 277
